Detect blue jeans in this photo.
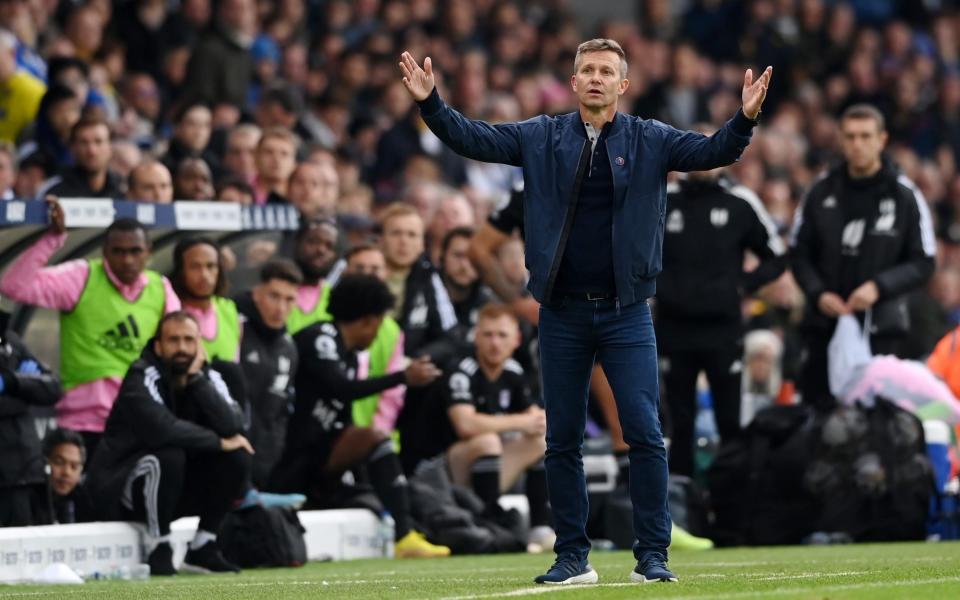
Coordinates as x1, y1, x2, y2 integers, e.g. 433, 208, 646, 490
539, 298, 671, 564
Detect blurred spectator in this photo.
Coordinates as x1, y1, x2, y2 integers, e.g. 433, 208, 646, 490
182, 0, 257, 109
171, 237, 240, 362
255, 82, 313, 143
380, 203, 457, 361
235, 259, 301, 489
790, 104, 936, 408
0, 140, 16, 199
216, 174, 255, 204
270, 274, 449, 558
0, 208, 180, 454
427, 191, 476, 264
109, 139, 143, 185
21, 84, 81, 170
162, 103, 219, 178
117, 72, 161, 147
0, 327, 61, 527
740, 329, 785, 426
85, 312, 252, 575
174, 157, 214, 200
253, 127, 297, 204
0, 28, 44, 144
222, 123, 261, 184
287, 218, 340, 334
127, 159, 174, 203
287, 160, 338, 220
42, 116, 121, 198
13, 152, 51, 200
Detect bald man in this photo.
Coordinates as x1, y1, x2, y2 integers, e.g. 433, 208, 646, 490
127, 160, 174, 203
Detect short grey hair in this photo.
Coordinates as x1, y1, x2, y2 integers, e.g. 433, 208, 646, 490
574, 39, 628, 79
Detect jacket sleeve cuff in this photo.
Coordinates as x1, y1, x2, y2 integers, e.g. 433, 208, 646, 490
416, 87, 442, 117
730, 109, 758, 136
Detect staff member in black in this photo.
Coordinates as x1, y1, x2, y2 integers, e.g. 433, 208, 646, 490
656, 157, 786, 478
790, 104, 936, 408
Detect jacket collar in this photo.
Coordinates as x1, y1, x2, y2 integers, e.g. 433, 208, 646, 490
563, 111, 627, 140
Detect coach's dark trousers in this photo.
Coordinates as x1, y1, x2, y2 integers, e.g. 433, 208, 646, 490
539, 298, 671, 565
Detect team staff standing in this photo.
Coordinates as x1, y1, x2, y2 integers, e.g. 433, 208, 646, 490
790, 104, 936, 408
657, 165, 786, 478
400, 39, 770, 584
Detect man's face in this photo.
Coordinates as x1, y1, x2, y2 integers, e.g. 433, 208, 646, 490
571, 50, 628, 110
474, 314, 520, 368
442, 234, 478, 289
346, 248, 387, 281
128, 163, 173, 203
225, 130, 259, 179
175, 159, 214, 200
295, 223, 338, 280
256, 137, 296, 183
382, 214, 424, 269
840, 117, 887, 173
103, 229, 150, 285
176, 106, 212, 152
355, 314, 385, 350
429, 196, 474, 242
49, 98, 82, 139
48, 443, 83, 497
252, 278, 298, 328
181, 243, 219, 300
288, 162, 338, 218
72, 124, 112, 174
155, 317, 200, 374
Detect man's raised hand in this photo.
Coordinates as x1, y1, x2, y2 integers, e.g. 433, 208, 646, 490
742, 66, 773, 120
398, 51, 434, 102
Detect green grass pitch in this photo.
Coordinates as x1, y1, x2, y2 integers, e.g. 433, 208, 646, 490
3, 541, 959, 599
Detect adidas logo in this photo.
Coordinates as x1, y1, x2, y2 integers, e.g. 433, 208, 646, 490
98, 315, 143, 352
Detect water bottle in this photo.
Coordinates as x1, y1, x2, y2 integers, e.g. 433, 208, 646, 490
130, 564, 151, 581
379, 512, 395, 558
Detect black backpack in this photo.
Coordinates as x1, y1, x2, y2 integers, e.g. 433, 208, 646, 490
707, 404, 821, 546
807, 398, 933, 541
219, 505, 308, 568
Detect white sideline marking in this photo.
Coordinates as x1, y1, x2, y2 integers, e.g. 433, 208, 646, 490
752, 570, 869, 581
440, 575, 960, 600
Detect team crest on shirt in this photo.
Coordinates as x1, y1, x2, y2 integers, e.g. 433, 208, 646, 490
408, 293, 428, 327
841, 219, 866, 254
710, 208, 729, 228
499, 389, 512, 410
874, 198, 896, 232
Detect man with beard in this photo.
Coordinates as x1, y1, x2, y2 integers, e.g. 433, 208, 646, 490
271, 274, 449, 558
85, 312, 253, 575
171, 237, 240, 363
0, 205, 180, 456
235, 259, 302, 489
41, 116, 123, 198
439, 226, 495, 351
287, 218, 342, 334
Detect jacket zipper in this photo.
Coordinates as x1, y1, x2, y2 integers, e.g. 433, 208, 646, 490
543, 139, 592, 302
606, 138, 620, 314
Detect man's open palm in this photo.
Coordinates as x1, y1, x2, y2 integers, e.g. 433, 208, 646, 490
742, 66, 773, 120
399, 51, 434, 102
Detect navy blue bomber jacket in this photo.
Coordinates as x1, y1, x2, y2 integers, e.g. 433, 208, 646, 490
416, 88, 758, 306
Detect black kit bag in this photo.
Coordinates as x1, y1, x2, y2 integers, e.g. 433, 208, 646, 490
707, 404, 821, 546
808, 398, 933, 541
219, 505, 308, 568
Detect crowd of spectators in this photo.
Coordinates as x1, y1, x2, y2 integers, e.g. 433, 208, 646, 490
3, 0, 960, 567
